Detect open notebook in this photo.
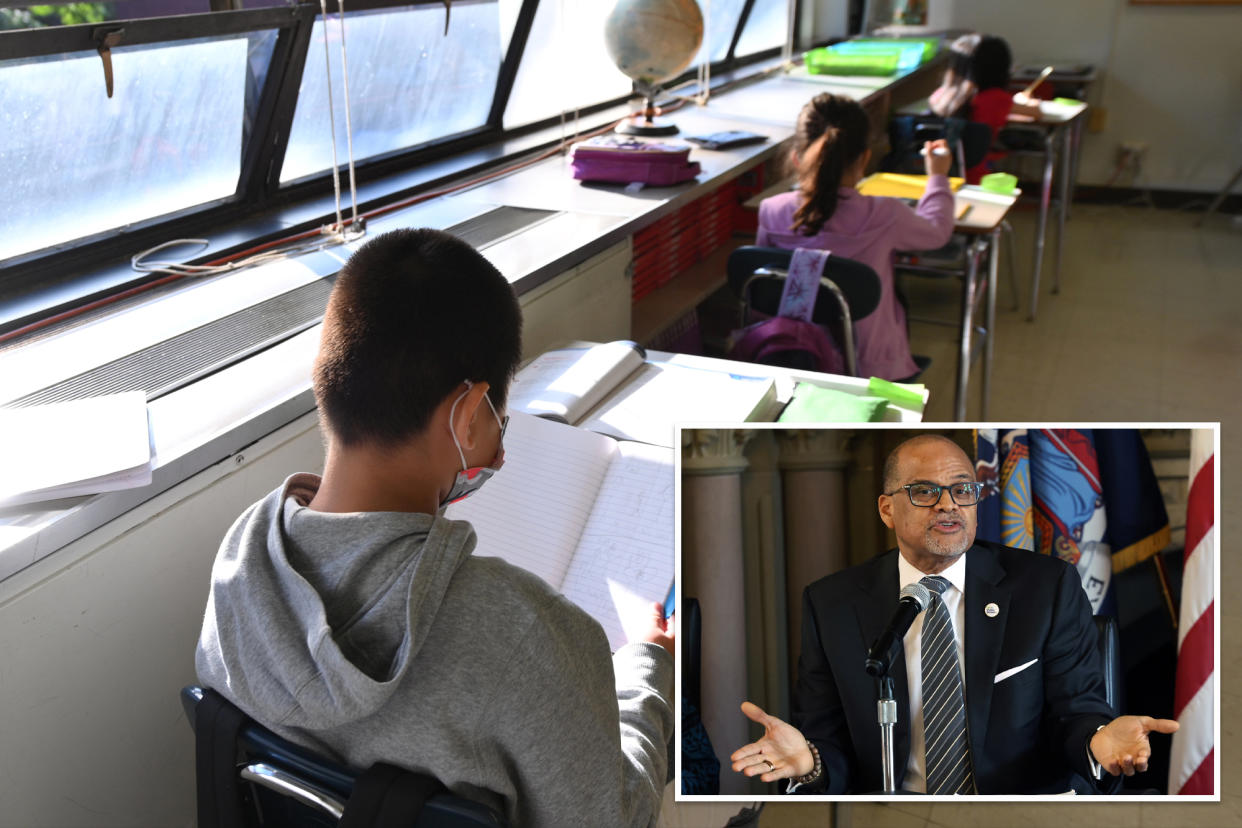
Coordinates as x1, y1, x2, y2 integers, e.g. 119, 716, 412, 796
508, 341, 777, 447
445, 412, 673, 651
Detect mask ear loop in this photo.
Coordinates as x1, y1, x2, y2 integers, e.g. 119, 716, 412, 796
448, 380, 473, 471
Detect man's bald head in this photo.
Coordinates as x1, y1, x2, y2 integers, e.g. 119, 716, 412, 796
881, 434, 972, 493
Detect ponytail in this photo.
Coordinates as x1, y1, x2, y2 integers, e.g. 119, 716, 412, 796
790, 94, 871, 236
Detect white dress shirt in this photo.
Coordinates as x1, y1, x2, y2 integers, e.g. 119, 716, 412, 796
897, 552, 968, 794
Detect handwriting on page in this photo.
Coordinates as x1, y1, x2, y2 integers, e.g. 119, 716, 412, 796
561, 441, 674, 650
445, 412, 615, 590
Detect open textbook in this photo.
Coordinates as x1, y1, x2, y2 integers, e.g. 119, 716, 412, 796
507, 341, 777, 447
445, 412, 673, 651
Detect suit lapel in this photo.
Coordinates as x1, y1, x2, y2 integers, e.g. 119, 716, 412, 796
852, 550, 911, 780
964, 543, 1009, 788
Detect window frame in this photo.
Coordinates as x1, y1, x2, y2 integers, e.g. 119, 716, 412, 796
0, 0, 806, 335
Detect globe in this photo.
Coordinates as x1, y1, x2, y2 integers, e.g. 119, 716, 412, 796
604, 0, 704, 136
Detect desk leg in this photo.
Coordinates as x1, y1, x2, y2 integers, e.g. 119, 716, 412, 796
983, 232, 999, 420
1054, 123, 1071, 295
1067, 115, 1086, 221
1029, 131, 1055, 321
955, 242, 981, 421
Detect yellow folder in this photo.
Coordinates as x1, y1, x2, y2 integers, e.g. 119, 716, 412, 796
857, 172, 965, 199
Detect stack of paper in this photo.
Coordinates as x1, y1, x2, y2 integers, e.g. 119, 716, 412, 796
0, 392, 153, 507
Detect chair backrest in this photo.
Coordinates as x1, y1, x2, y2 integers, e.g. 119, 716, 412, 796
912, 118, 993, 171
1093, 615, 1123, 715
727, 246, 881, 375
181, 686, 508, 828
887, 115, 992, 176
683, 597, 702, 711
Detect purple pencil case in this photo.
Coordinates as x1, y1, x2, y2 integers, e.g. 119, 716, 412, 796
571, 135, 701, 187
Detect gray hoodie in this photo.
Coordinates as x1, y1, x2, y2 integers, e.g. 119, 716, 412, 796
196, 473, 674, 827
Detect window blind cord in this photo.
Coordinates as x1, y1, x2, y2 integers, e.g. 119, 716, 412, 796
318, 0, 346, 236
336, 0, 363, 235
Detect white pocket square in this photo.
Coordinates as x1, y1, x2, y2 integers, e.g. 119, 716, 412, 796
994, 659, 1038, 684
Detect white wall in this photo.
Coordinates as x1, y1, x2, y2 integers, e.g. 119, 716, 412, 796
0, 411, 326, 827
930, 0, 1242, 192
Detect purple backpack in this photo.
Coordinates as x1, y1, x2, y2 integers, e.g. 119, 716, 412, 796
728, 248, 848, 375
571, 135, 701, 186
728, 316, 846, 375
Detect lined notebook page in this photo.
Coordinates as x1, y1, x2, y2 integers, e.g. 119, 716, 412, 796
560, 440, 674, 650
507, 342, 644, 423
445, 412, 616, 590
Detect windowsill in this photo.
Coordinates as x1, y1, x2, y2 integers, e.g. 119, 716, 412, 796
0, 50, 946, 583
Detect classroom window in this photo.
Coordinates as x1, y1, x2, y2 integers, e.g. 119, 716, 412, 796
502, 0, 630, 130
692, 0, 747, 65
734, 0, 789, 58
0, 31, 276, 264
280, 3, 502, 184
0, 1, 210, 30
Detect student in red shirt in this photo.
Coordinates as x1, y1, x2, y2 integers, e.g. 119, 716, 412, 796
929, 35, 1041, 184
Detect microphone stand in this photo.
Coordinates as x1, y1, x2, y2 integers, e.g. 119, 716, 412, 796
875, 672, 898, 793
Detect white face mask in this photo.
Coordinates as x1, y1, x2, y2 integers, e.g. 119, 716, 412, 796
441, 381, 507, 507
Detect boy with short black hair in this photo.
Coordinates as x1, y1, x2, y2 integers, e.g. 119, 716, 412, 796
196, 228, 675, 827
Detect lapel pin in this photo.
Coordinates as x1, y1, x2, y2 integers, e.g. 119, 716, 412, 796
985, 602, 999, 618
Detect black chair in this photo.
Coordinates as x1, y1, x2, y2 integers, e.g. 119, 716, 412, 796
1068, 616, 1126, 795
889, 115, 992, 180
181, 686, 508, 827
1094, 614, 1123, 717
726, 245, 882, 377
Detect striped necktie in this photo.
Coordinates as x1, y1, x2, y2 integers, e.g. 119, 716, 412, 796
920, 575, 976, 794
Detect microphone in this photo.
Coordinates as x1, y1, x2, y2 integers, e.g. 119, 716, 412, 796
865, 582, 932, 677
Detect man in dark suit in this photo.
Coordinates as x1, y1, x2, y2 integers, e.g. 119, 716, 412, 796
731, 433, 1177, 794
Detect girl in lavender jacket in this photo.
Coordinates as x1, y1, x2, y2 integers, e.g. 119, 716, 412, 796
757, 93, 956, 380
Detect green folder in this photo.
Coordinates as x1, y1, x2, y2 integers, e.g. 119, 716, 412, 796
778, 383, 890, 422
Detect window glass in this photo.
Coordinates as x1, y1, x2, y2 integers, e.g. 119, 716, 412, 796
0, 34, 261, 264
735, 0, 789, 57
503, 0, 630, 129
280, 3, 501, 184
0, 1, 209, 30
691, 0, 747, 66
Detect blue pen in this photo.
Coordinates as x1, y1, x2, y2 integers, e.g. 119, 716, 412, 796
663, 581, 675, 619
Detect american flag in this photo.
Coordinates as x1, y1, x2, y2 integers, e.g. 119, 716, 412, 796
1168, 428, 1216, 795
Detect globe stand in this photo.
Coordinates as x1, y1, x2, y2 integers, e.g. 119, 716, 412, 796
616, 95, 679, 136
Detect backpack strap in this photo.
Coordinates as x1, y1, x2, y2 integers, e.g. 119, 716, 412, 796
195, 689, 248, 828
777, 248, 830, 321
339, 762, 446, 828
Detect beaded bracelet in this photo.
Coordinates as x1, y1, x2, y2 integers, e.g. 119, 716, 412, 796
791, 739, 822, 786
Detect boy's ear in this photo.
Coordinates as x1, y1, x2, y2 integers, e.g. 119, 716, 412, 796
447, 380, 492, 452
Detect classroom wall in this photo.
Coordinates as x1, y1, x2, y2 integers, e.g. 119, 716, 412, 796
0, 411, 325, 827
929, 0, 1242, 193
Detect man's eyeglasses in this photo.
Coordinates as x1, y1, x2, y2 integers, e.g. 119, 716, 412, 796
885, 481, 985, 507
498, 414, 509, 441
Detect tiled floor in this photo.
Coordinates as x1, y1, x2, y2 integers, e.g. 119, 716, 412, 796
906, 203, 1242, 423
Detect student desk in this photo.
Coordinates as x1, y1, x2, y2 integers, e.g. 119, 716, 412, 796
944, 184, 1020, 420
887, 181, 1019, 420
1003, 98, 1089, 321
896, 96, 1088, 322
539, 342, 930, 424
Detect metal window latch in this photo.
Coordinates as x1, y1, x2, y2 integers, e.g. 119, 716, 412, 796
93, 27, 125, 98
